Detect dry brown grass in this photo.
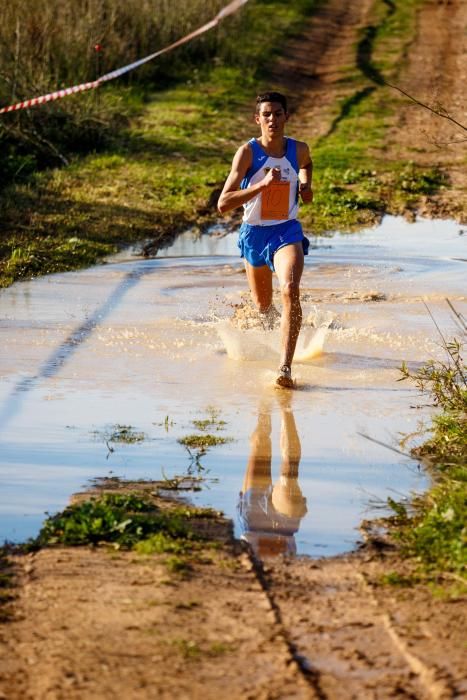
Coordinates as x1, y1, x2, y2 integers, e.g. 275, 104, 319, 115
0, 0, 225, 101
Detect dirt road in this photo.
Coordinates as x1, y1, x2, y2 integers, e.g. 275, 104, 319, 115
1, 501, 465, 699
275, 0, 467, 220
1, 471, 466, 700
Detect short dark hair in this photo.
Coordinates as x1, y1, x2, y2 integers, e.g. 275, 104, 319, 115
255, 91, 288, 114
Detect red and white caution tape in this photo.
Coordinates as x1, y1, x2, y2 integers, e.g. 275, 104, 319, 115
0, 0, 249, 115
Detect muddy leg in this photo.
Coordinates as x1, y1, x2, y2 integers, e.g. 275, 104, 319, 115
273, 243, 304, 371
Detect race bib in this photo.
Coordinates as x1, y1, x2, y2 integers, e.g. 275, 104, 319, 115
261, 181, 290, 220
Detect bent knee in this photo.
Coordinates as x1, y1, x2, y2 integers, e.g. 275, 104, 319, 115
281, 280, 301, 301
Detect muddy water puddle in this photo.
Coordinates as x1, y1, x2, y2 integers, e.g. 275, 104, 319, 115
0, 216, 465, 556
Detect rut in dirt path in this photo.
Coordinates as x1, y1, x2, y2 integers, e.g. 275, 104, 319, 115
271, 0, 374, 140
260, 555, 463, 700
272, 0, 466, 152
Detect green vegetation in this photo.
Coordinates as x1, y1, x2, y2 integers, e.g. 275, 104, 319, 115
35, 492, 216, 547
135, 532, 192, 556
1, 0, 317, 286
0, 0, 459, 288
0, 236, 115, 288
179, 433, 232, 450
172, 637, 234, 660
31, 492, 223, 575
0, 0, 228, 182
179, 406, 232, 453
192, 406, 226, 432
92, 424, 147, 445
305, 0, 452, 233
388, 318, 466, 586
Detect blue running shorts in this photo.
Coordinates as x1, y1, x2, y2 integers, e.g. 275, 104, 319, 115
238, 219, 309, 272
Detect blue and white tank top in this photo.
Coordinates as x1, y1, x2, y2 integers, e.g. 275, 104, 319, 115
241, 137, 300, 226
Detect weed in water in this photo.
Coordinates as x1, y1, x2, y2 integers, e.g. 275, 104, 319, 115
178, 434, 232, 451
92, 424, 147, 445
192, 406, 226, 432
159, 472, 210, 492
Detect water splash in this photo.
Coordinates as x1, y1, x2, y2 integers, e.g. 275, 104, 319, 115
216, 321, 271, 360
294, 326, 328, 362
216, 306, 333, 363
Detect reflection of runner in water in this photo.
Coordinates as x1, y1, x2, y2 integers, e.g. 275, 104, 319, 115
238, 394, 307, 558
217, 92, 313, 388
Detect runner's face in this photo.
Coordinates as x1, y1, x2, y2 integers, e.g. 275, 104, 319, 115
255, 102, 288, 136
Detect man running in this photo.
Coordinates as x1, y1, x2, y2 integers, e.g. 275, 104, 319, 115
217, 91, 313, 388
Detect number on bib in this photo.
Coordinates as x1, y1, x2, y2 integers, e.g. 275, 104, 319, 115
261, 181, 290, 220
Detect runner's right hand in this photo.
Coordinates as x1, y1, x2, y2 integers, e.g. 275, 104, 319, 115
262, 167, 281, 188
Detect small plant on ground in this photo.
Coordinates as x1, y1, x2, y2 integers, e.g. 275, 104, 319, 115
92, 424, 146, 445
33, 492, 222, 580
392, 304, 466, 583
192, 406, 226, 432
37, 493, 192, 548
178, 433, 232, 451
178, 407, 233, 474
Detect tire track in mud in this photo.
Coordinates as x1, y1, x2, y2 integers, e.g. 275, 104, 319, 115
321, 0, 395, 140
272, 0, 467, 224
260, 554, 462, 699
242, 552, 327, 699
270, 0, 375, 140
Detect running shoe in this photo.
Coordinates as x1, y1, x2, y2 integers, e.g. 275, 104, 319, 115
275, 365, 294, 389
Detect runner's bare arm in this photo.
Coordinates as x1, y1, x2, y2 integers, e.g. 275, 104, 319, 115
297, 141, 313, 204
217, 144, 279, 214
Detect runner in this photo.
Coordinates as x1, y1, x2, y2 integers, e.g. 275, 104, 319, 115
218, 91, 313, 388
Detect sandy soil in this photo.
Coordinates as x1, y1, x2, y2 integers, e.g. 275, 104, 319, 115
1, 505, 466, 699
1, 479, 466, 698
1, 2, 466, 698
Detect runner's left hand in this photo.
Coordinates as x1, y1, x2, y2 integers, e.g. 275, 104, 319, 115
299, 183, 313, 203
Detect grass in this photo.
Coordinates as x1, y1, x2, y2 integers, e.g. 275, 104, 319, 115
178, 434, 232, 451
302, 0, 454, 233
29, 492, 224, 576
92, 424, 147, 445
1, 0, 462, 288
0, 0, 318, 287
386, 309, 466, 587
0, 236, 115, 288
34, 493, 217, 550
178, 407, 233, 463
172, 637, 234, 660
192, 406, 226, 432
